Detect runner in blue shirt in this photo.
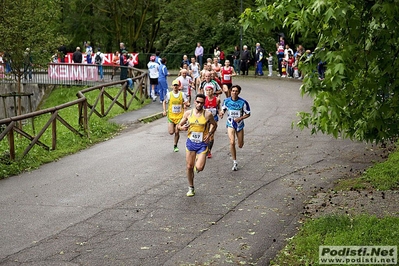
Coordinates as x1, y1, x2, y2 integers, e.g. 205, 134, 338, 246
220, 85, 251, 171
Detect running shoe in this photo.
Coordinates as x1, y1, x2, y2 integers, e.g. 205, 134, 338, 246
207, 152, 212, 159
186, 187, 195, 197
232, 162, 238, 171
173, 146, 179, 152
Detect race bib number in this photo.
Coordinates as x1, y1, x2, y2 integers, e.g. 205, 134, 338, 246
190, 132, 203, 143
208, 108, 217, 116
228, 110, 240, 118
172, 104, 182, 113
223, 74, 231, 81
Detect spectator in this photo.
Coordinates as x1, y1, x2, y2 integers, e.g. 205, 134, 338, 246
3, 51, 12, 74
232, 46, 240, 75
120, 50, 129, 80
58, 44, 67, 63
111, 51, 120, 80
284, 44, 294, 61
85, 41, 93, 64
195, 42, 204, 67
220, 49, 225, 65
254, 43, 264, 76
293, 53, 301, 78
94, 48, 104, 81
127, 54, 136, 78
214, 46, 221, 62
240, 45, 251, 76
51, 50, 59, 63
318, 61, 326, 80
279, 36, 285, 47
281, 59, 287, 78
23, 48, 33, 81
72, 47, 82, 63
287, 52, 295, 78
267, 53, 273, 76
119, 42, 126, 54
294, 45, 305, 58
276, 42, 284, 76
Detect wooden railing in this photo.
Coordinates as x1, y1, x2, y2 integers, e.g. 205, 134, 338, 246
0, 67, 148, 160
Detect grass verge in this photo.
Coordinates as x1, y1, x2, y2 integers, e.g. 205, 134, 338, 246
0, 86, 150, 179
271, 142, 399, 265
271, 215, 399, 265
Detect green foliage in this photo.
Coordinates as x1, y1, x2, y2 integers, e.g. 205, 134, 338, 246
57, 0, 263, 56
271, 215, 399, 265
242, 0, 399, 143
1, 0, 268, 68
0, 0, 62, 72
0, 86, 145, 179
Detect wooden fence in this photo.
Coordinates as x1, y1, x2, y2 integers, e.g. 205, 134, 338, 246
0, 67, 148, 160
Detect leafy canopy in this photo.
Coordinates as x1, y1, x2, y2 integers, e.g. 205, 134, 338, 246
242, 0, 399, 143
0, 0, 62, 70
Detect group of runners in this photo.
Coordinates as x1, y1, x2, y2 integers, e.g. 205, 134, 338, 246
162, 57, 251, 197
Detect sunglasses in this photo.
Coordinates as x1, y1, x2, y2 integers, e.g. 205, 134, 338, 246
196, 101, 204, 104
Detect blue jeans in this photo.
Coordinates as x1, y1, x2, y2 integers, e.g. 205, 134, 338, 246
233, 59, 240, 74
98, 65, 103, 79
256, 61, 264, 75
197, 55, 203, 68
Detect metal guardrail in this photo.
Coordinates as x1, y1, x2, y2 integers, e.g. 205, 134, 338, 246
0, 68, 148, 160
0, 63, 139, 86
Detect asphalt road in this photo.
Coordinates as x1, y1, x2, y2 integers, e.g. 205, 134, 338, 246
0, 77, 382, 265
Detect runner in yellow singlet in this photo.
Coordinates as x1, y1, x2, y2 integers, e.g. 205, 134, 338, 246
163, 79, 190, 152
178, 94, 217, 197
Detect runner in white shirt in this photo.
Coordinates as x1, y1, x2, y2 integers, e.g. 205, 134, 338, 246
147, 55, 159, 101
189, 57, 201, 92
176, 69, 193, 104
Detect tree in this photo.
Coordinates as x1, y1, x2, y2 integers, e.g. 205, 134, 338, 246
0, 0, 62, 69
60, 0, 168, 53
242, 0, 399, 143
0, 0, 62, 116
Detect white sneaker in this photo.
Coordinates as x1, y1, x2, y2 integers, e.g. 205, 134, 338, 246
232, 162, 238, 171
186, 187, 195, 197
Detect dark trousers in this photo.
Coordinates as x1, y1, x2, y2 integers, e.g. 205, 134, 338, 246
240, 60, 249, 75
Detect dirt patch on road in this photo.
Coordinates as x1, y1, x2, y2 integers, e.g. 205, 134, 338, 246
305, 189, 399, 218
304, 143, 399, 219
